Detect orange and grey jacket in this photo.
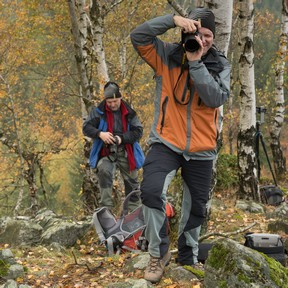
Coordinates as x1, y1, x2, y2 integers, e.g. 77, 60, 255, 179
130, 14, 230, 160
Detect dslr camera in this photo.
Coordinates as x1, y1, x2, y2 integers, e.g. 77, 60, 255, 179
109, 136, 119, 154
183, 30, 201, 53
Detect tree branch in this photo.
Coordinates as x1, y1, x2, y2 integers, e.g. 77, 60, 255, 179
199, 222, 258, 242
167, 0, 188, 17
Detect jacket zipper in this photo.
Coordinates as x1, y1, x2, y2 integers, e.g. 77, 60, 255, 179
160, 96, 169, 134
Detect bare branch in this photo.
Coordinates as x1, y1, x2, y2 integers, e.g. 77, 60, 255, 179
167, 0, 188, 17
199, 222, 258, 242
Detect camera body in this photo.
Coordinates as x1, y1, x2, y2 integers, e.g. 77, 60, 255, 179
109, 136, 119, 154
183, 30, 201, 53
256, 106, 267, 124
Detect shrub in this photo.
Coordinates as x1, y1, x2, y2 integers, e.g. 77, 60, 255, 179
216, 153, 239, 190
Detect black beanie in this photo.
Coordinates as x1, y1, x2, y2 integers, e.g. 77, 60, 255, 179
104, 82, 122, 99
188, 8, 215, 37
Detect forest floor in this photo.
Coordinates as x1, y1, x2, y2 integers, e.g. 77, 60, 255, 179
1, 188, 287, 288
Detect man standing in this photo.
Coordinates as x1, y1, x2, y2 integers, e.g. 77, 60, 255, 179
83, 81, 143, 212
130, 8, 230, 283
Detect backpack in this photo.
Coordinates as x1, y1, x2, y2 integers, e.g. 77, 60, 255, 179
244, 233, 288, 266
92, 190, 175, 255
93, 190, 146, 255
260, 185, 285, 206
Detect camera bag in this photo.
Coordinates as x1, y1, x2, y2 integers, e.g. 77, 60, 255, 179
260, 185, 284, 206
197, 242, 214, 263
244, 233, 287, 266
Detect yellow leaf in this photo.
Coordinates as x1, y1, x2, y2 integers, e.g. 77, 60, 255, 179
163, 278, 173, 284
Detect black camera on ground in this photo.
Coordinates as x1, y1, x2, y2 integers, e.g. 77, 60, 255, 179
183, 30, 201, 53
109, 136, 119, 154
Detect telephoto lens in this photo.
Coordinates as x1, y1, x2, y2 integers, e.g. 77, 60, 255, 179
184, 31, 200, 52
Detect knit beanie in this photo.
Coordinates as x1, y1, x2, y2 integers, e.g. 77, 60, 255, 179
104, 82, 122, 99
188, 8, 215, 37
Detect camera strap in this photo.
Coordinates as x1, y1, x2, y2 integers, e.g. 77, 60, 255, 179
173, 53, 192, 105
107, 150, 118, 162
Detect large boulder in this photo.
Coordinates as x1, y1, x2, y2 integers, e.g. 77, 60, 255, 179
40, 219, 92, 247
0, 209, 92, 248
0, 217, 42, 246
204, 238, 288, 288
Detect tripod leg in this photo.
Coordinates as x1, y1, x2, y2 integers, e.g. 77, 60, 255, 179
259, 134, 278, 186
255, 132, 261, 179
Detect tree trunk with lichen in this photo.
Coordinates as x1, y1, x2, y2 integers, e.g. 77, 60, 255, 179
270, 0, 287, 180
236, 0, 259, 202
68, 0, 126, 213
203, 0, 234, 234
68, 0, 102, 213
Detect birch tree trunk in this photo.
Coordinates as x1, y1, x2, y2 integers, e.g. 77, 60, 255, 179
269, 0, 287, 179
237, 0, 259, 201
68, 0, 123, 213
208, 0, 233, 56
90, 0, 110, 85
201, 0, 233, 234
68, 0, 100, 213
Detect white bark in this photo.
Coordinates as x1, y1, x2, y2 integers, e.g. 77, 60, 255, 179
210, 0, 233, 56
205, 0, 233, 139
269, 0, 287, 177
67, 0, 92, 121
237, 0, 259, 201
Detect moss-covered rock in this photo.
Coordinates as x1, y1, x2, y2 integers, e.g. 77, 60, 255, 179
204, 238, 287, 288
0, 259, 10, 277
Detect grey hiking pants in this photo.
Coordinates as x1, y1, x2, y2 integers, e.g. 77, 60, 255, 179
96, 149, 140, 211
140, 143, 213, 265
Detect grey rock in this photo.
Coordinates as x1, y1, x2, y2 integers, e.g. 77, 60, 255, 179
132, 252, 150, 269
235, 200, 265, 213
40, 220, 92, 247
108, 279, 153, 288
204, 238, 287, 288
5, 264, 24, 280
0, 249, 16, 265
3, 280, 18, 288
0, 217, 43, 246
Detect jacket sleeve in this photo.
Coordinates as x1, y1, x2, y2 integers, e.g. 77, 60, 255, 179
122, 115, 143, 144
130, 14, 176, 73
82, 108, 102, 139
188, 56, 230, 108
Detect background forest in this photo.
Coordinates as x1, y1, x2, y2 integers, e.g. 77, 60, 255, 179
0, 0, 287, 217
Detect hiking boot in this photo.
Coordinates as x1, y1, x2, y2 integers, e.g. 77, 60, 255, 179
144, 251, 171, 283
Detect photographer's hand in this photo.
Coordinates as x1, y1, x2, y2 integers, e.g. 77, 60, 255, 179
185, 35, 203, 61
99, 131, 115, 145
173, 15, 201, 34
114, 135, 122, 145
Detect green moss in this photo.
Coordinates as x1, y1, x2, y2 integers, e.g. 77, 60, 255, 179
183, 265, 204, 278
232, 214, 243, 221
238, 273, 251, 284
244, 254, 261, 268
218, 280, 228, 288
206, 243, 230, 269
0, 259, 9, 277
262, 254, 288, 288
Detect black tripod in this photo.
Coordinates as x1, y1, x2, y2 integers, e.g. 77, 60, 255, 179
255, 107, 278, 186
